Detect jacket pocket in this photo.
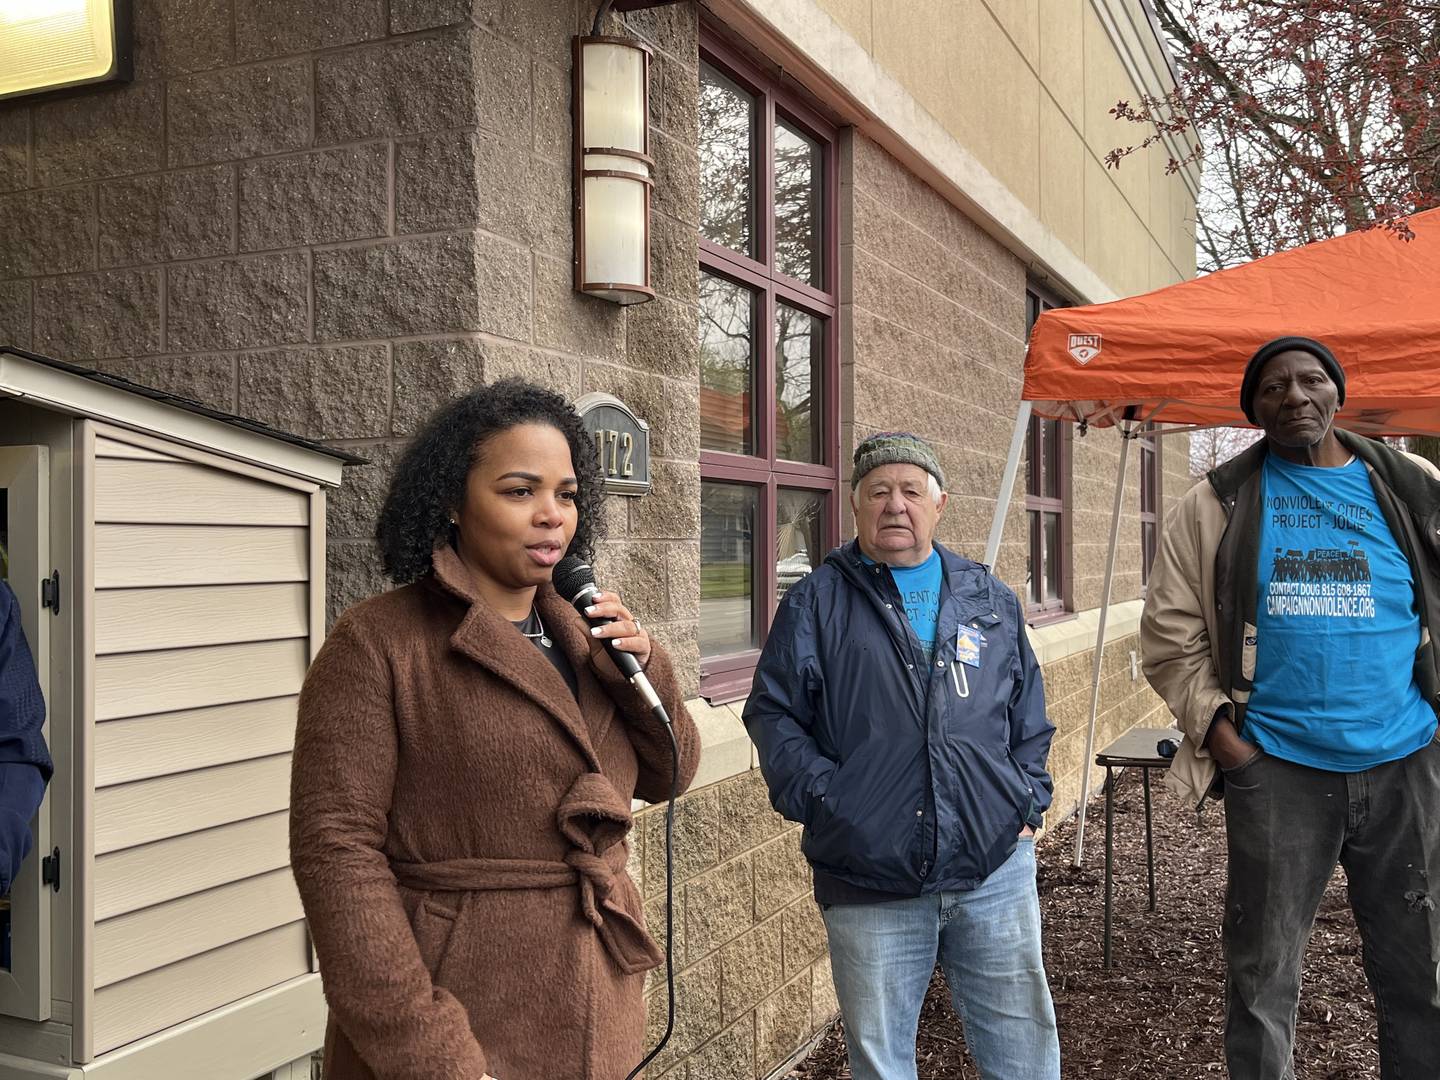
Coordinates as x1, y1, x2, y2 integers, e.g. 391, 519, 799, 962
1220, 745, 1265, 774
1003, 748, 1036, 817
412, 898, 459, 984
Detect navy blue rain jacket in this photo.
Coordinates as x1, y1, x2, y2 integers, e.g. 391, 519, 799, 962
1, 579, 52, 896
744, 541, 1054, 895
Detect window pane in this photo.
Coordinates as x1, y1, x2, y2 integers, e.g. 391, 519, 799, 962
1140, 443, 1157, 514
1042, 420, 1060, 499
1027, 509, 1041, 606
1043, 512, 1061, 602
775, 304, 822, 463
699, 64, 755, 258
1026, 419, 1040, 497
774, 120, 821, 286
700, 273, 756, 455
776, 488, 825, 601
701, 482, 758, 657
1142, 521, 1158, 585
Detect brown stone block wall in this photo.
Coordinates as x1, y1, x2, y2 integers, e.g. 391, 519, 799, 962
0, 0, 705, 672
630, 770, 836, 1079
843, 132, 1031, 588
845, 131, 1189, 610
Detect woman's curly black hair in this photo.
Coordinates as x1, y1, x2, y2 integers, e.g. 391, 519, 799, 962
376, 378, 605, 584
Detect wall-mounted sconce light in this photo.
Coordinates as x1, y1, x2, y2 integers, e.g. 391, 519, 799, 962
572, 3, 656, 306
0, 0, 132, 101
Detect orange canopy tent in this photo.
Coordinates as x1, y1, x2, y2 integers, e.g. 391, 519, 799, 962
983, 208, 1440, 865
1024, 205, 1440, 435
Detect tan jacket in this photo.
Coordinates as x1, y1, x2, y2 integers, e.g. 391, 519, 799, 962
1139, 475, 1238, 806
290, 546, 700, 1080
1141, 438, 1440, 806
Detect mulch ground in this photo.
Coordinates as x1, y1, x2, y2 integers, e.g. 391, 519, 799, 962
787, 771, 1381, 1079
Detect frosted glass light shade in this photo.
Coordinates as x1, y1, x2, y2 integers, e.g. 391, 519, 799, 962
581, 41, 646, 153
581, 175, 647, 302
0, 0, 126, 100
574, 35, 654, 306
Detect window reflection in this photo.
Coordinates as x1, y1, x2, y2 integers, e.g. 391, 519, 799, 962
700, 273, 757, 455
774, 120, 821, 286
776, 488, 824, 600
775, 304, 821, 463
701, 482, 757, 655
700, 64, 755, 258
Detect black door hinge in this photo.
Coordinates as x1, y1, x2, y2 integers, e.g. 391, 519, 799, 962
41, 848, 60, 892
40, 571, 60, 615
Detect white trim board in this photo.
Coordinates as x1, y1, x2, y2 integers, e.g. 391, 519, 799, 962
0, 353, 345, 488
0, 975, 324, 1080
1025, 598, 1146, 666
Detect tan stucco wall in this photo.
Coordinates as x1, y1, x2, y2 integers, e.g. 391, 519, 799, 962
814, 0, 1196, 298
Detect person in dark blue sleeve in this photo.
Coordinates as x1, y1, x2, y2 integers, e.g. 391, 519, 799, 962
744, 431, 1059, 1080
1, 578, 51, 897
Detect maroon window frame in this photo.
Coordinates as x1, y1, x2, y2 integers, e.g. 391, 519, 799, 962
698, 30, 841, 703
1025, 286, 1074, 623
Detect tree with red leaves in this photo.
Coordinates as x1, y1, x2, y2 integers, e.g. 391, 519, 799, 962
1111, 0, 1440, 273
1113, 0, 1440, 462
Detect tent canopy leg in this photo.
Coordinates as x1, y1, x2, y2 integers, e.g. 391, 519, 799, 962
1072, 427, 1134, 867
984, 401, 1033, 570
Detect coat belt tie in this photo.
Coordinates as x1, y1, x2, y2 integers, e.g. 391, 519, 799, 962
390, 772, 662, 976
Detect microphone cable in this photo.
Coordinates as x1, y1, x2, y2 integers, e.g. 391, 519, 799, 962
625, 703, 679, 1080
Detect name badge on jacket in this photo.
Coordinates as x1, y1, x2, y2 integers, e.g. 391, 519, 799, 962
956, 626, 984, 667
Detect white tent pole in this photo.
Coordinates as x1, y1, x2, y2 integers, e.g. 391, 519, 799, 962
984, 401, 1033, 569
1072, 425, 1134, 867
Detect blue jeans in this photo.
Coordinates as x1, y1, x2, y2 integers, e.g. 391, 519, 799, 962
820, 839, 1060, 1080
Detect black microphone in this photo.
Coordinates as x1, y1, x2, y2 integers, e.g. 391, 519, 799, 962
553, 556, 664, 716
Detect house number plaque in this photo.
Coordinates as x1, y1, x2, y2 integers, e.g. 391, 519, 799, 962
575, 393, 651, 497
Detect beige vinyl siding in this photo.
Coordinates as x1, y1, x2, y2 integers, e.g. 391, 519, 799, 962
95, 582, 308, 654
94, 869, 304, 988
94, 524, 308, 587
94, 754, 292, 856
94, 696, 298, 787
95, 639, 307, 721
88, 429, 321, 1053
95, 459, 309, 526
94, 812, 291, 921
91, 923, 311, 1055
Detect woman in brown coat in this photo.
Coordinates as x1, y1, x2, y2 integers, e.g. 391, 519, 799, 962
290, 380, 700, 1080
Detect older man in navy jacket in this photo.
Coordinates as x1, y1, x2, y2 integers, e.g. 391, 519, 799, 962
745, 432, 1059, 1080
1, 578, 51, 898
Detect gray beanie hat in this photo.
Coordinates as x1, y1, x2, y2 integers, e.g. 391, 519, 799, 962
851, 431, 946, 490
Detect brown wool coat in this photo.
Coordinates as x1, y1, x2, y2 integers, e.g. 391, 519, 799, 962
290, 547, 700, 1080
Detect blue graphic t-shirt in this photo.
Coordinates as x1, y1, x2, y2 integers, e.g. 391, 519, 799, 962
1246, 453, 1438, 770
862, 548, 944, 662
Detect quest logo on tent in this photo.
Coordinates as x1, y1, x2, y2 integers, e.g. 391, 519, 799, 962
1067, 333, 1102, 365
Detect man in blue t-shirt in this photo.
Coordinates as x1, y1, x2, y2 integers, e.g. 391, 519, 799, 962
747, 432, 1059, 1080
1141, 337, 1440, 1078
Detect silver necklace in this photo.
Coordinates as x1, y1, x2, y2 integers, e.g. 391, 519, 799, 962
518, 607, 551, 648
